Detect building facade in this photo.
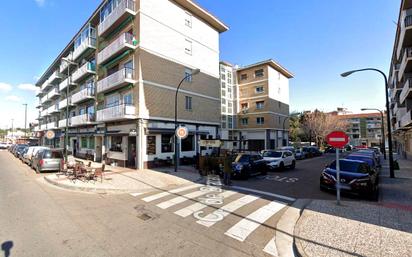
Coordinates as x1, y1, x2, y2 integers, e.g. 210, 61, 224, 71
35, 0, 228, 168
219, 60, 293, 151
389, 0, 412, 159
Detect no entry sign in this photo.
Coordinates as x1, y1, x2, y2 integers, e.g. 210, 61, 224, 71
326, 131, 349, 148
175, 126, 188, 139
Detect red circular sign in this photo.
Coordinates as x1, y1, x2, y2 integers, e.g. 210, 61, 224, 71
326, 131, 349, 148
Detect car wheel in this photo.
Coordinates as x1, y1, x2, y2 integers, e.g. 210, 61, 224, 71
279, 162, 284, 170
290, 161, 296, 169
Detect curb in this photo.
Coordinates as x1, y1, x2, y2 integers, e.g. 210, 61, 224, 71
274, 199, 311, 257
43, 175, 148, 194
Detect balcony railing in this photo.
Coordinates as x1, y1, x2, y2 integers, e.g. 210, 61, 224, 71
400, 110, 412, 128
40, 124, 47, 131
73, 37, 97, 60
405, 15, 412, 28
59, 77, 77, 92
47, 87, 60, 99
71, 113, 95, 126
47, 104, 60, 114
58, 118, 71, 128
400, 78, 412, 104
59, 53, 73, 73
98, 0, 136, 37
46, 121, 58, 130
41, 94, 49, 104
96, 103, 136, 122
399, 47, 412, 80
58, 97, 73, 110
40, 108, 49, 117
96, 67, 136, 93
97, 32, 137, 65
71, 85, 95, 104
72, 62, 96, 82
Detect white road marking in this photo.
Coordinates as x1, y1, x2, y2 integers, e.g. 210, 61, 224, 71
196, 195, 260, 227
156, 190, 210, 209
230, 186, 296, 202
174, 190, 237, 217
263, 236, 279, 257
142, 184, 202, 202
224, 201, 286, 242
130, 192, 145, 197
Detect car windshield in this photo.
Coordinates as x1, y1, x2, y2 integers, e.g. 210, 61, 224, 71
44, 150, 63, 159
329, 160, 361, 173
235, 155, 250, 163
346, 155, 374, 166
262, 151, 282, 158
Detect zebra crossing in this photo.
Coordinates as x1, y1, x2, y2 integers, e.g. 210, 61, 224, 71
130, 183, 294, 257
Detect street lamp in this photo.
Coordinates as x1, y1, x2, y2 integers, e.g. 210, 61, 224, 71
174, 68, 200, 172
341, 68, 395, 178
361, 108, 386, 160
62, 57, 77, 162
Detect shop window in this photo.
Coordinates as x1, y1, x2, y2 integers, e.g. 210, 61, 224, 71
161, 134, 173, 153
147, 136, 156, 155
181, 135, 194, 152
110, 136, 123, 152
89, 137, 95, 149
81, 137, 88, 148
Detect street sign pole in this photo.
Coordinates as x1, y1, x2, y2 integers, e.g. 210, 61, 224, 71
336, 148, 341, 205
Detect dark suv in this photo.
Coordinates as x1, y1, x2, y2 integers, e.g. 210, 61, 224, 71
231, 153, 267, 179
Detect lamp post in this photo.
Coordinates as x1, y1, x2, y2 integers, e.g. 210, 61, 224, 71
174, 68, 200, 172
62, 57, 77, 162
341, 68, 395, 178
361, 108, 386, 160
23, 104, 27, 138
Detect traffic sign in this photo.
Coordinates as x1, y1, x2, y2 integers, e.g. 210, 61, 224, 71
45, 130, 55, 140
175, 126, 188, 139
326, 131, 349, 148
199, 139, 222, 147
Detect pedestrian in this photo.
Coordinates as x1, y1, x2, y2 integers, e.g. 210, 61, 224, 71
223, 152, 232, 186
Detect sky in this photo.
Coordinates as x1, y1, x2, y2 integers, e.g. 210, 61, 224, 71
0, 0, 400, 129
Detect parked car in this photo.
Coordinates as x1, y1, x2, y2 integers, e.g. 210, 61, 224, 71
295, 148, 307, 160
303, 146, 322, 158
0, 142, 8, 149
32, 149, 64, 173
18, 146, 29, 160
278, 146, 296, 155
345, 154, 380, 173
14, 144, 28, 157
22, 146, 49, 166
355, 150, 381, 167
320, 159, 379, 199
231, 153, 267, 179
262, 150, 296, 170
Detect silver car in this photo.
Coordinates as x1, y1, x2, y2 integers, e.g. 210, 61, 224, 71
23, 146, 49, 166
32, 149, 64, 173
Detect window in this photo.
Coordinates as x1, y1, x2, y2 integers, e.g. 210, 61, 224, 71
256, 101, 264, 109
185, 96, 192, 110
81, 137, 88, 148
228, 116, 233, 129
106, 94, 120, 107
256, 86, 264, 93
147, 136, 156, 155
89, 137, 95, 149
161, 134, 173, 153
241, 103, 249, 109
221, 106, 226, 112
123, 60, 134, 78
221, 90, 226, 97
221, 81, 226, 88
184, 68, 192, 82
221, 73, 226, 80
110, 136, 123, 152
240, 74, 248, 80
228, 102, 233, 113
221, 99, 226, 105
185, 12, 192, 28
185, 39, 192, 55
123, 93, 133, 105
257, 117, 265, 125
182, 135, 194, 151
255, 69, 264, 77
240, 118, 249, 125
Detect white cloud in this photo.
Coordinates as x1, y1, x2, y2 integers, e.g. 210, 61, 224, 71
0, 82, 12, 91
35, 0, 45, 7
18, 83, 38, 92
5, 95, 22, 102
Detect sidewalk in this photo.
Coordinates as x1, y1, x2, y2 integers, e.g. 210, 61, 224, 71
44, 158, 204, 194
293, 157, 412, 257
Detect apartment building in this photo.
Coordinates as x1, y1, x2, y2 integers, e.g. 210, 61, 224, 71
219, 60, 293, 151
337, 112, 385, 147
35, 0, 228, 169
389, 0, 412, 159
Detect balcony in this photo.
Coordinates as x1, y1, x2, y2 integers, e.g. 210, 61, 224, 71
399, 47, 412, 80
400, 78, 412, 104
36, 89, 43, 97
40, 124, 47, 131
59, 53, 73, 73
72, 62, 96, 82
59, 77, 77, 92
49, 70, 62, 84
47, 87, 60, 100
397, 11, 412, 59
400, 110, 412, 128
47, 104, 60, 114
96, 104, 136, 122
58, 118, 71, 128
58, 97, 74, 110
46, 121, 58, 130
41, 94, 49, 104
36, 100, 42, 109
97, 32, 137, 65
71, 113, 96, 126
96, 68, 136, 93
72, 36, 97, 61
71, 85, 95, 105
98, 0, 136, 37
